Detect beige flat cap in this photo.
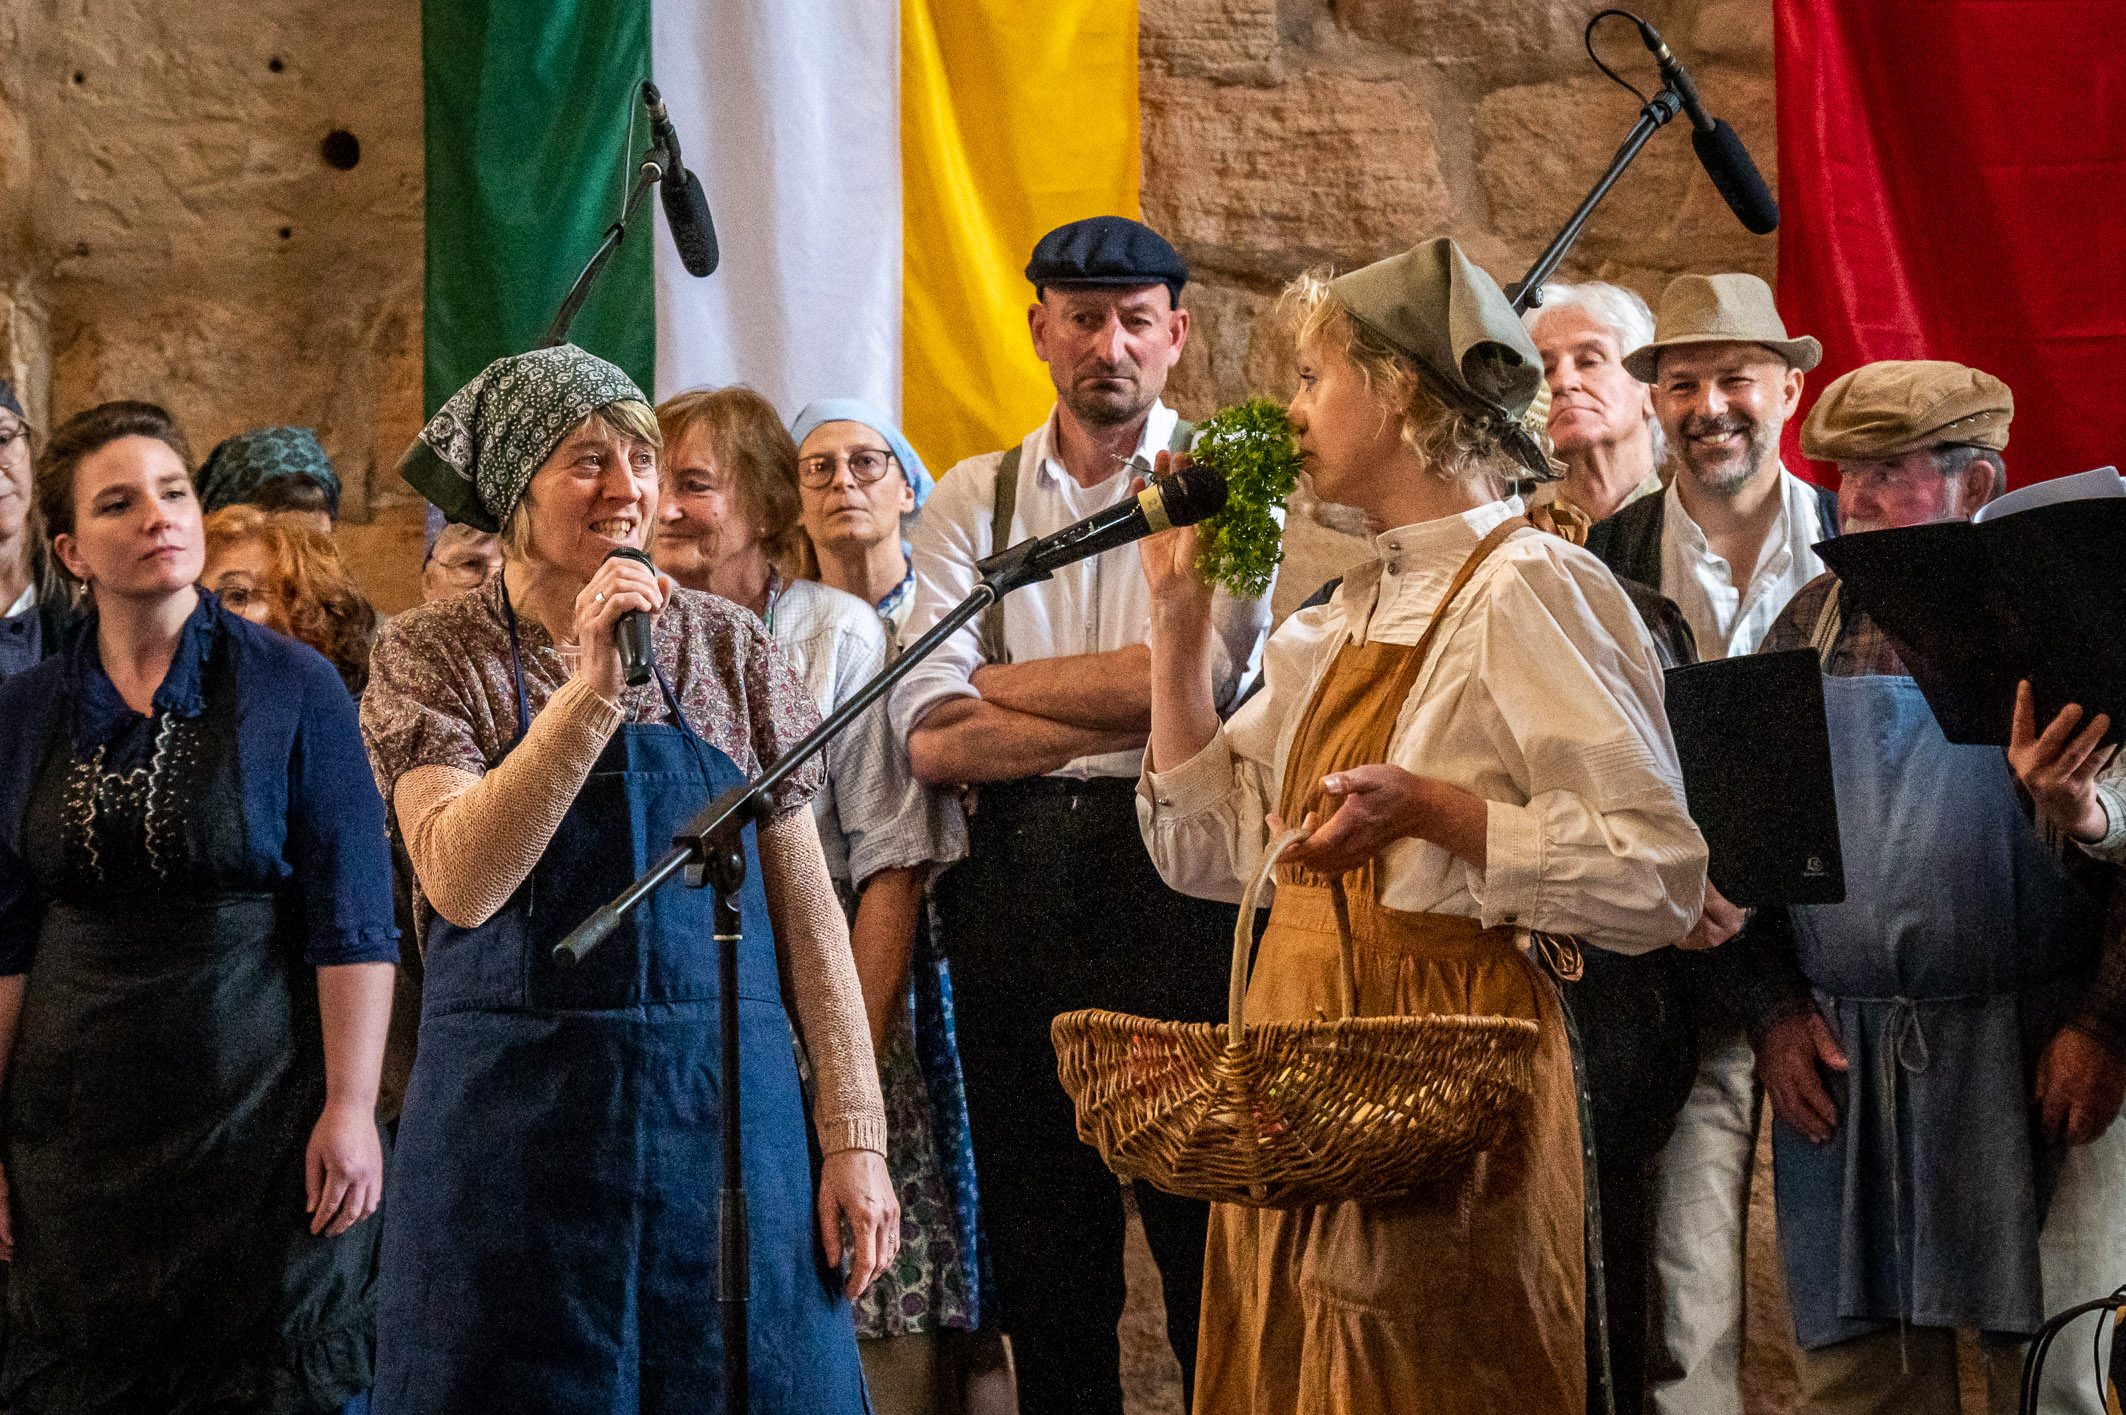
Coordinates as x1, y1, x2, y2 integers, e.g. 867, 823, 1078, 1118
1622, 272, 1823, 383
1330, 237, 1553, 479
1799, 360, 2013, 463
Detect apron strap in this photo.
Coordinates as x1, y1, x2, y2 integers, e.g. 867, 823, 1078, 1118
498, 569, 534, 744
1810, 580, 1845, 671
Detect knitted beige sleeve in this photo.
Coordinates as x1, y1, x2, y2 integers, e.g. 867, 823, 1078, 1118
392, 676, 624, 929
759, 807, 889, 1156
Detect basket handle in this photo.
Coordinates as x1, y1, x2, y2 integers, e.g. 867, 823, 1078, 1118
1229, 829, 1361, 1044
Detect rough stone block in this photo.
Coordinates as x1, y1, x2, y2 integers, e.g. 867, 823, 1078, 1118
1335, 0, 1589, 60
1694, 0, 1777, 67
1144, 71, 1452, 275
1141, 0, 1281, 84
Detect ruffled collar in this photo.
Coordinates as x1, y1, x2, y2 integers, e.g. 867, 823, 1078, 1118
67, 589, 221, 752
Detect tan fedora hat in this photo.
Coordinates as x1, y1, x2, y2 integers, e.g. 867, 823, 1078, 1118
1622, 272, 1823, 384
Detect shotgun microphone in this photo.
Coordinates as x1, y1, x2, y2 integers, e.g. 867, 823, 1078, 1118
978, 465, 1229, 580
1634, 21, 1781, 235
605, 547, 658, 688
641, 81, 719, 276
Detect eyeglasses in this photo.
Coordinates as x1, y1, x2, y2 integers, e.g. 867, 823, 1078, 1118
797, 449, 896, 489
0, 426, 26, 458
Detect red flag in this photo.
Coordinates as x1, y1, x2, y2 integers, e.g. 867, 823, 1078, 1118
1774, 0, 2126, 489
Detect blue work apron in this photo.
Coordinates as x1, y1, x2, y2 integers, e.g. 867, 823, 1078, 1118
1774, 670, 2100, 1348
373, 591, 870, 1414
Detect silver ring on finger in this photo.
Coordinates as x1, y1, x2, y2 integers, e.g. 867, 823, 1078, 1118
595, 591, 606, 603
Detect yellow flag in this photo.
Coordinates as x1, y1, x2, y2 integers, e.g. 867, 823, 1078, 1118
901, 0, 1141, 479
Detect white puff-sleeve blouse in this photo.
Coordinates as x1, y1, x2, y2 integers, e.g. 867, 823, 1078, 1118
1136, 497, 1709, 957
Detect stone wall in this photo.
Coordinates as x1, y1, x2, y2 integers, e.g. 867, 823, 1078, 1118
3, 0, 428, 609
1142, 0, 1779, 615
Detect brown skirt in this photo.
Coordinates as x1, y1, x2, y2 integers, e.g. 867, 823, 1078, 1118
1193, 883, 1586, 1415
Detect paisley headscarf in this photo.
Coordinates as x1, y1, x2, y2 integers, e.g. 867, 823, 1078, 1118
399, 345, 646, 532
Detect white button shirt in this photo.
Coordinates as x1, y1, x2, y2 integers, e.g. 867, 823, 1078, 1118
1138, 498, 1707, 955
1659, 467, 1828, 661
890, 400, 1273, 781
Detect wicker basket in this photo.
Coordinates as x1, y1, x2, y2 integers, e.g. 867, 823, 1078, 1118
1052, 830, 1540, 1208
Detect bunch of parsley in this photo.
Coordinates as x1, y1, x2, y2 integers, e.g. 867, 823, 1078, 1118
1184, 398, 1301, 598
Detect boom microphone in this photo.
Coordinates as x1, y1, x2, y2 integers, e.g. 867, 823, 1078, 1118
641, 82, 720, 277
980, 465, 1229, 580
1634, 21, 1781, 235
605, 547, 658, 688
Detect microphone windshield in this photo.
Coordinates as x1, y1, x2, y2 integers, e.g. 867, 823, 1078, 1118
663, 169, 719, 277
1693, 120, 1780, 235
1157, 465, 1229, 527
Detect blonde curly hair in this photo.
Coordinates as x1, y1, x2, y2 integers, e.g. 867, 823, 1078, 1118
1279, 268, 1527, 493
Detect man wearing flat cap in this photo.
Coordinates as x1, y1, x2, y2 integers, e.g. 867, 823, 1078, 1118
890, 215, 1271, 1414
1709, 359, 2126, 1414
1573, 272, 1837, 1415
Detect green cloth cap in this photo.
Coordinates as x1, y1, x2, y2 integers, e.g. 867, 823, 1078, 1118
197, 426, 340, 515
1329, 237, 1552, 480
400, 344, 646, 533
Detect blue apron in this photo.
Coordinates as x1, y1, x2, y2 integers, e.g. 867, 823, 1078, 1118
1774, 662, 2101, 1348
374, 588, 870, 1414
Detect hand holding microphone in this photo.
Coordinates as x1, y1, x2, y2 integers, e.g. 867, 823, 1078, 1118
574, 548, 670, 701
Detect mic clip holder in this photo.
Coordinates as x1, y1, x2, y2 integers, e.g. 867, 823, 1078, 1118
1507, 85, 1683, 315
539, 115, 671, 349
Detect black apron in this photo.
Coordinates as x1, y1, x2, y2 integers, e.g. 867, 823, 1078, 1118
3, 635, 376, 1414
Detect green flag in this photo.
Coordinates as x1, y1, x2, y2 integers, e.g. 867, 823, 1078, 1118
422, 0, 655, 416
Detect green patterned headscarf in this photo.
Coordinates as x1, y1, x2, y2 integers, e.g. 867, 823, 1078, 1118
399, 345, 646, 533
197, 426, 341, 515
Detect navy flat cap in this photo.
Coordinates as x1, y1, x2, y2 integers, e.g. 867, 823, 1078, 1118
1025, 216, 1188, 305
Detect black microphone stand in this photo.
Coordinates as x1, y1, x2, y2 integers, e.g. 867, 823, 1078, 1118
552, 536, 1053, 1410
1508, 84, 1682, 314
540, 86, 668, 349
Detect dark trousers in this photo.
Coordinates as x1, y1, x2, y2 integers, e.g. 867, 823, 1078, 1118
1562, 947, 1701, 1415
937, 776, 1234, 1415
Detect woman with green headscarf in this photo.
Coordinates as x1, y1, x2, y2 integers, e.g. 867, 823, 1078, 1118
360, 345, 893, 1414
1135, 242, 1709, 1413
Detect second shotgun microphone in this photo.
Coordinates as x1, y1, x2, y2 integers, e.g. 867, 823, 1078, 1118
641, 82, 719, 276
1634, 21, 1780, 235
980, 464, 1229, 580
606, 547, 658, 688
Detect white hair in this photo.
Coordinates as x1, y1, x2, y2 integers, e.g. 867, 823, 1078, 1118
1525, 281, 1666, 467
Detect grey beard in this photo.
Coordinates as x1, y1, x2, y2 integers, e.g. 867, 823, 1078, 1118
1061, 378, 1154, 430
1672, 421, 1778, 496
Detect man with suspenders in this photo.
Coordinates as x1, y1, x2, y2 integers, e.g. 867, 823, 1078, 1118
891, 217, 1272, 1414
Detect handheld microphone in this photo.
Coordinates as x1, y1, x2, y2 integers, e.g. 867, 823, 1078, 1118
605, 547, 658, 688
978, 465, 1229, 581
1634, 21, 1780, 236
641, 81, 719, 277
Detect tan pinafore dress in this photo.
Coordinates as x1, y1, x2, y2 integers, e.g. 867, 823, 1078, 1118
1193, 520, 1586, 1415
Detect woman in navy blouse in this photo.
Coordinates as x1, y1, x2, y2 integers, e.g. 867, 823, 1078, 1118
0, 402, 399, 1415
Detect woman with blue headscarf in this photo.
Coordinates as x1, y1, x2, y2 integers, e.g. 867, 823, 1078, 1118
783, 401, 993, 1413
790, 400, 934, 641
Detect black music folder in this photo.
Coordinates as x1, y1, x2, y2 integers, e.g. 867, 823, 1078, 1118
1664, 648, 1845, 908
1812, 497, 2126, 748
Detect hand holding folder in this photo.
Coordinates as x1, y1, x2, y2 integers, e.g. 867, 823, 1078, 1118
1813, 478, 2126, 749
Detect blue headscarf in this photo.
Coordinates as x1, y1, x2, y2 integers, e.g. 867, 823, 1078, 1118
788, 400, 933, 510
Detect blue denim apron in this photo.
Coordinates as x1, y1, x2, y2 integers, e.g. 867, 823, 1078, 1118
1773, 665, 2101, 1348
373, 588, 870, 1414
